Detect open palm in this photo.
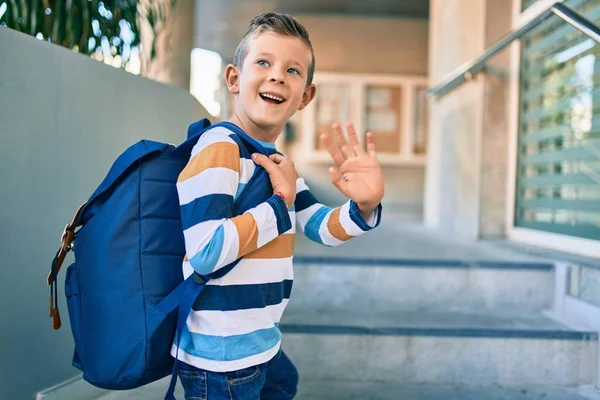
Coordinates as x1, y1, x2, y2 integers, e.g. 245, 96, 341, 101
321, 123, 384, 209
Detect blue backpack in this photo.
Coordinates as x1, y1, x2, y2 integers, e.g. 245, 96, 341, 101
47, 118, 273, 398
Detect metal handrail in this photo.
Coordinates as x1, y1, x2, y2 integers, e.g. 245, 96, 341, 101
426, 1, 600, 98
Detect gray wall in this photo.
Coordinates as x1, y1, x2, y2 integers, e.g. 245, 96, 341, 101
0, 28, 207, 399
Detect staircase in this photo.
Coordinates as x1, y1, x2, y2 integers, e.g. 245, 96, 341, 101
89, 221, 599, 400
282, 222, 600, 399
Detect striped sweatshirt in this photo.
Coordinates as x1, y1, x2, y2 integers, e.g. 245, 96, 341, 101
171, 122, 381, 372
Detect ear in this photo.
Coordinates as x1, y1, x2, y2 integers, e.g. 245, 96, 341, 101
298, 84, 316, 111
225, 64, 241, 94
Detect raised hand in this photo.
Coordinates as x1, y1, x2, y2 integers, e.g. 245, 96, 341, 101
321, 123, 384, 219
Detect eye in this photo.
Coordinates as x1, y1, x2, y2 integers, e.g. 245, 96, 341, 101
257, 60, 270, 67
287, 68, 300, 75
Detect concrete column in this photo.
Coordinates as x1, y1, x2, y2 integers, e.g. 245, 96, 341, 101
424, 0, 513, 239
479, 0, 513, 237
139, 0, 195, 90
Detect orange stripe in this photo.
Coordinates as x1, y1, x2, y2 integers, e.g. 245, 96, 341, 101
327, 207, 353, 242
178, 142, 239, 182
232, 213, 259, 258
245, 234, 296, 259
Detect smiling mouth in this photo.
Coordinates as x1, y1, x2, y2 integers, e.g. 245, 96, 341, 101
260, 92, 285, 104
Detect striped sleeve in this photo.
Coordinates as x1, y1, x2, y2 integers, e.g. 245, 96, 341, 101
294, 177, 381, 246
177, 128, 292, 276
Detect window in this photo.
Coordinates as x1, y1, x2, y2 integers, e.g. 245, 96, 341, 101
515, 0, 600, 240
302, 73, 428, 165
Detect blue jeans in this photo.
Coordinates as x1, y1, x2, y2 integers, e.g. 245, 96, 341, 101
177, 350, 298, 400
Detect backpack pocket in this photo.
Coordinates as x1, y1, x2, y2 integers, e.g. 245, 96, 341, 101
65, 262, 84, 369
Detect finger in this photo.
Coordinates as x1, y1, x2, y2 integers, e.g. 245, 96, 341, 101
321, 132, 345, 167
329, 167, 344, 190
366, 132, 376, 157
332, 123, 354, 158
269, 154, 286, 164
346, 123, 364, 156
252, 153, 277, 173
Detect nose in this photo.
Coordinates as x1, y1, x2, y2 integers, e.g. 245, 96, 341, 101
268, 68, 286, 85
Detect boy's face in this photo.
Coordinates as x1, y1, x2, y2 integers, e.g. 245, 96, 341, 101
227, 31, 315, 134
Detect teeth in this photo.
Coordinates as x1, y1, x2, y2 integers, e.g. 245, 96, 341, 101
261, 93, 284, 102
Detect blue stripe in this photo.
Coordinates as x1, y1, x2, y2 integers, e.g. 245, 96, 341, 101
235, 183, 247, 200
292, 256, 555, 270
180, 194, 233, 231
256, 139, 276, 150
304, 206, 330, 245
220, 122, 269, 156
228, 133, 251, 159
189, 225, 225, 274
179, 325, 282, 361
348, 201, 381, 231
193, 280, 293, 311
279, 324, 598, 340
295, 189, 319, 212
266, 195, 292, 235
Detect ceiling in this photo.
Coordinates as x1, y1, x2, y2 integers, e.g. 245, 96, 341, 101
260, 0, 429, 17
193, 0, 429, 61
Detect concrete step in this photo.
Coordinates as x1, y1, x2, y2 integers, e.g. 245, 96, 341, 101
296, 380, 600, 400
292, 257, 555, 313
279, 308, 598, 387
294, 221, 548, 262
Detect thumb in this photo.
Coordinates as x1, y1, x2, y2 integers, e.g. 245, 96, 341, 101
252, 153, 277, 173
269, 154, 286, 164
329, 167, 344, 190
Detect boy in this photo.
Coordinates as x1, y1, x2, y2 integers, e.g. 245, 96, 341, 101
173, 12, 384, 399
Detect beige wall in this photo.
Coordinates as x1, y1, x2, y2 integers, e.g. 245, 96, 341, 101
424, 0, 513, 239
301, 16, 429, 76
286, 16, 429, 219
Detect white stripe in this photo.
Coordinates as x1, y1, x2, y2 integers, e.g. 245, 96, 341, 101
239, 158, 256, 184
183, 219, 225, 257
318, 210, 344, 246
207, 257, 294, 286
177, 168, 238, 206
365, 207, 379, 227
249, 202, 279, 248
339, 200, 366, 236
296, 177, 309, 193
190, 127, 237, 158
172, 341, 281, 373
183, 260, 194, 279
186, 299, 289, 337
295, 203, 322, 233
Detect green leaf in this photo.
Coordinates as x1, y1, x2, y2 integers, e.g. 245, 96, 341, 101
29, 0, 40, 35
79, 0, 91, 52
19, 0, 28, 32
65, 0, 73, 46
8, 0, 21, 31
146, 7, 154, 27
51, 0, 64, 44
